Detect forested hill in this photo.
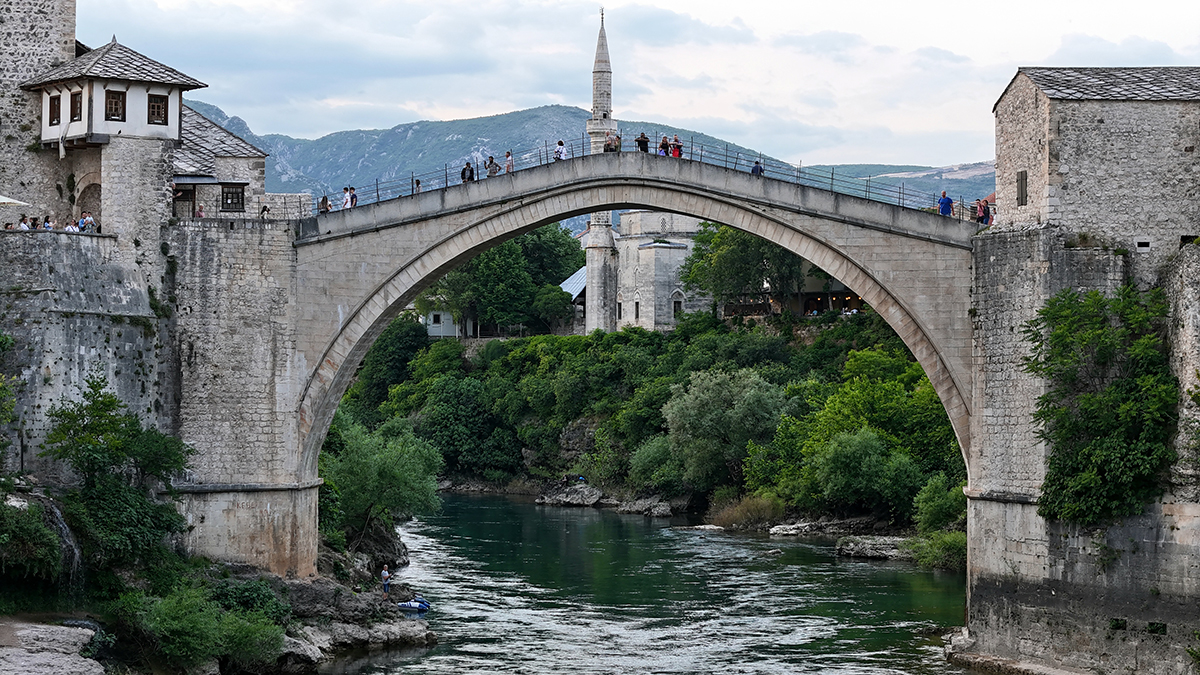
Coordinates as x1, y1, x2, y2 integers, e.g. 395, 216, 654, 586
184, 100, 996, 206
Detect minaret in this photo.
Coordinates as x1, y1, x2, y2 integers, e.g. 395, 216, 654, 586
584, 9, 619, 332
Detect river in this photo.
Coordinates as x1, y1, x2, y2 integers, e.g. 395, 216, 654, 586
322, 493, 967, 674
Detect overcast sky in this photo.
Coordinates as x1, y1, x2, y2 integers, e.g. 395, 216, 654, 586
78, 0, 1200, 167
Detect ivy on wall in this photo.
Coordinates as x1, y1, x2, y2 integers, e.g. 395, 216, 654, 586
1022, 285, 1178, 526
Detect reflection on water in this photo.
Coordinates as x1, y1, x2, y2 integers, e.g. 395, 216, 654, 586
322, 493, 966, 675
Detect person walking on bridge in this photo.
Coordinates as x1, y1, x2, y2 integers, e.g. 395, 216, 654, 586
341, 187, 351, 210
751, 161, 764, 177
504, 151, 514, 173
461, 161, 475, 183
554, 140, 567, 161
485, 155, 501, 178
938, 191, 953, 216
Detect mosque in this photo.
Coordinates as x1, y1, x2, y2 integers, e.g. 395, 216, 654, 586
558, 15, 860, 336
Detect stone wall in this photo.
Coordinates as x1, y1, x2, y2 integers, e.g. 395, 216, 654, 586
993, 74, 1051, 230
0, 230, 166, 481
0, 0, 76, 226
965, 227, 1200, 673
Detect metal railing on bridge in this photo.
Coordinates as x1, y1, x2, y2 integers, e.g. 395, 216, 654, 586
313, 135, 981, 222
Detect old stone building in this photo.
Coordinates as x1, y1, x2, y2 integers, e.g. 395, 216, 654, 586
960, 67, 1200, 674
993, 67, 1200, 286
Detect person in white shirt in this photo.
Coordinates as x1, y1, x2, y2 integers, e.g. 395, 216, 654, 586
504, 151, 514, 173
554, 140, 566, 161
342, 187, 351, 209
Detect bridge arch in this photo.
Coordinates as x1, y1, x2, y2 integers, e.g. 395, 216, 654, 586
293, 154, 975, 483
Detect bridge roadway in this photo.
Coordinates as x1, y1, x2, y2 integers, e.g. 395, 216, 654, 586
291, 151, 976, 481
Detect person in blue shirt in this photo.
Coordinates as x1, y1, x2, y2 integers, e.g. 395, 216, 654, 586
938, 191, 953, 216
751, 161, 764, 177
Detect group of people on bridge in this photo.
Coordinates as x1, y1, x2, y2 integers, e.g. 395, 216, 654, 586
3, 211, 97, 233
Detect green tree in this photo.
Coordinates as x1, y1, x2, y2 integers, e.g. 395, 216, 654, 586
41, 373, 192, 568
471, 240, 537, 330
808, 428, 923, 520
516, 223, 585, 287
680, 222, 807, 308
417, 375, 522, 480
342, 318, 430, 427
319, 412, 442, 534
662, 368, 787, 491
530, 284, 575, 332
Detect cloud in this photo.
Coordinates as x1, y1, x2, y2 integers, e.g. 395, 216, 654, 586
774, 30, 868, 64
1042, 34, 1198, 67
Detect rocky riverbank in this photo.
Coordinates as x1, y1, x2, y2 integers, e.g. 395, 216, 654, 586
0, 619, 104, 675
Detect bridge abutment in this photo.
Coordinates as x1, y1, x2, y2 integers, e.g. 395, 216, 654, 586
962, 227, 1200, 673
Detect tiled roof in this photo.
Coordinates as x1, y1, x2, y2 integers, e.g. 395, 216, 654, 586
175, 105, 266, 176
1019, 67, 1200, 101
21, 38, 206, 90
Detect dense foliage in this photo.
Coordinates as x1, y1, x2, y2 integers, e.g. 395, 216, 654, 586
1022, 286, 1178, 526
0, 369, 289, 670
680, 221, 808, 307
341, 308, 962, 529
415, 223, 584, 333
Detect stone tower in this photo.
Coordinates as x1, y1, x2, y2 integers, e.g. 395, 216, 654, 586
584, 10, 618, 332
0, 0, 77, 223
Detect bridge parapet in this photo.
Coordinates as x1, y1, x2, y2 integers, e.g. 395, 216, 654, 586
301, 152, 975, 251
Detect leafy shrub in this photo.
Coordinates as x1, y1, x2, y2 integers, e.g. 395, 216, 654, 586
1022, 286, 1177, 526
219, 609, 284, 668
708, 494, 785, 530
0, 502, 62, 580
143, 587, 221, 667
808, 428, 924, 521
904, 531, 968, 571
320, 414, 442, 533
210, 579, 291, 626
574, 427, 627, 488
628, 435, 685, 494
913, 474, 967, 534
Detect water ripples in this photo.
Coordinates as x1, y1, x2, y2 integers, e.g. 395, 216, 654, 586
321, 495, 966, 675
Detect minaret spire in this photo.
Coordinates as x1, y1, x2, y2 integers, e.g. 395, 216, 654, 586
584, 9, 618, 333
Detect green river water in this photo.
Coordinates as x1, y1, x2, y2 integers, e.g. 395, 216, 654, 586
322, 493, 968, 674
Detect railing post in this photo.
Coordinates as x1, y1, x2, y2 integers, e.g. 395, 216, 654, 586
865, 175, 871, 200
444, 164, 448, 187
690, 137, 694, 160
375, 178, 380, 203
411, 172, 414, 196
724, 144, 728, 168
830, 167, 835, 192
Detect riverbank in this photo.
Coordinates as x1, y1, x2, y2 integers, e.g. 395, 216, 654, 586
440, 478, 922, 562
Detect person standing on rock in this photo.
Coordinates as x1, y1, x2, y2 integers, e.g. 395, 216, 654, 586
381, 565, 391, 601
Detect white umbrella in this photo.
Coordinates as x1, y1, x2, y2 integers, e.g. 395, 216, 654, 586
0, 194, 30, 206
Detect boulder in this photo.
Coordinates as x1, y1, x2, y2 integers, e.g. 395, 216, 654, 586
536, 483, 603, 507
835, 535, 914, 561
0, 620, 104, 675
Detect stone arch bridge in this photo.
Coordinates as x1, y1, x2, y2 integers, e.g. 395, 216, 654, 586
171, 150, 974, 576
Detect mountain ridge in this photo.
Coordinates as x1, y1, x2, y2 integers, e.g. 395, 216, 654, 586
184, 99, 996, 211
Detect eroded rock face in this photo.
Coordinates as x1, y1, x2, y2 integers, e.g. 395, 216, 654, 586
0, 620, 104, 675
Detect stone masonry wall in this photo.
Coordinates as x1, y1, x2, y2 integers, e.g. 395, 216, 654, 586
0, 230, 167, 482
993, 74, 1051, 230
0, 0, 76, 226
966, 227, 1200, 674
1048, 99, 1200, 287
165, 218, 300, 487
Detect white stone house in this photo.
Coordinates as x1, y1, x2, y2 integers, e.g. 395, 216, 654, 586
18, 37, 307, 232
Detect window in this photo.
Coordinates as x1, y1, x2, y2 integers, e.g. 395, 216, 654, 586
634, 302, 640, 320
617, 303, 622, 320
673, 300, 682, 317
220, 185, 245, 212
172, 186, 194, 219
48, 95, 61, 126
104, 90, 125, 122
1016, 170, 1028, 207
70, 92, 82, 122
147, 94, 168, 125
432, 313, 442, 325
